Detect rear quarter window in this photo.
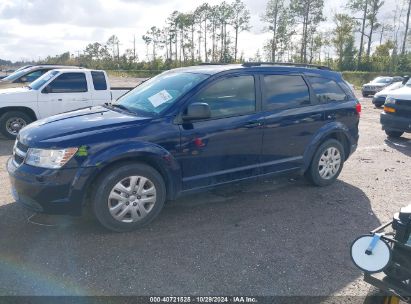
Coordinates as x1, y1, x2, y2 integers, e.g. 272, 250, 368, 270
91, 71, 108, 90
308, 76, 348, 103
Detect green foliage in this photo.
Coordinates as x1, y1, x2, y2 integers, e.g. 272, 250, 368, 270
332, 14, 357, 70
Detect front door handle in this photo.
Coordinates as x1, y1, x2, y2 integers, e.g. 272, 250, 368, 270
244, 121, 263, 128
310, 113, 323, 120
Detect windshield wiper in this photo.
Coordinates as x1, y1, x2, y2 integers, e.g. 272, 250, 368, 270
109, 103, 133, 113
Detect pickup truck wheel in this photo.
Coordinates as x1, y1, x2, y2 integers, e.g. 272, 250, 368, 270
385, 130, 403, 138
92, 163, 166, 232
306, 139, 345, 186
0, 111, 32, 139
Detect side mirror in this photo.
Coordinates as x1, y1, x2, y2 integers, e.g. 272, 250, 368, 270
183, 103, 211, 121
42, 85, 52, 94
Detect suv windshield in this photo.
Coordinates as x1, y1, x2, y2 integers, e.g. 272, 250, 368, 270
372, 77, 392, 84
29, 70, 59, 90
114, 71, 209, 116
2, 68, 33, 82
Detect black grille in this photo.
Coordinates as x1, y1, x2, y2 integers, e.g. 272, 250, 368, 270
13, 140, 28, 166
16, 141, 28, 153
14, 154, 25, 165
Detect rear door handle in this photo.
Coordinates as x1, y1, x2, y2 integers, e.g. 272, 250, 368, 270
244, 121, 263, 128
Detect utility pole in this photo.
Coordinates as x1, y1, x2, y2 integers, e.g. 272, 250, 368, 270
402, 0, 411, 55
133, 35, 136, 62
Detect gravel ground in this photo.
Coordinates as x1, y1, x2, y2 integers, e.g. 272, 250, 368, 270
0, 91, 410, 298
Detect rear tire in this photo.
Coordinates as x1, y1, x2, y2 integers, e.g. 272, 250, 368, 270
92, 163, 166, 232
0, 111, 33, 139
385, 130, 403, 138
305, 139, 345, 186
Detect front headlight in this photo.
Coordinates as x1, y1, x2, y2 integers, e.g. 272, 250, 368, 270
25, 147, 78, 169
385, 97, 396, 105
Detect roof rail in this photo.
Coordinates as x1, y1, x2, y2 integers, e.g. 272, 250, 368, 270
198, 62, 229, 66
242, 62, 332, 70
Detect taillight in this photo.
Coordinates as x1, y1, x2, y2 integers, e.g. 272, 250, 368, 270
356, 102, 362, 116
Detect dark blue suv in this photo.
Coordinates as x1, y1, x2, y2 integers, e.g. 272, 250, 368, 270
7, 63, 360, 232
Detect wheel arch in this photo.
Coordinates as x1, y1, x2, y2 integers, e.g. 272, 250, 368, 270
303, 123, 353, 172
0, 106, 38, 121
76, 150, 182, 213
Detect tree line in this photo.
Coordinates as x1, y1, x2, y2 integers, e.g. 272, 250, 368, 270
37, 0, 411, 72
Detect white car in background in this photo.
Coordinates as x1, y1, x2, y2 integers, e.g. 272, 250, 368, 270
0, 69, 132, 139
372, 80, 407, 108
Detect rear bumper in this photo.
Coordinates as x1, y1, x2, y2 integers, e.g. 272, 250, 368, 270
7, 158, 95, 215
380, 112, 411, 133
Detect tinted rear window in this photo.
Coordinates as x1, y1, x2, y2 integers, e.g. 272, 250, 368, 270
91, 71, 107, 90
308, 77, 347, 103
263, 75, 310, 110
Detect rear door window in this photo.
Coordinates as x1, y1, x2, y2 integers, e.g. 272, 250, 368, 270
308, 77, 348, 103
48, 73, 88, 93
194, 75, 256, 119
91, 71, 108, 90
263, 75, 310, 110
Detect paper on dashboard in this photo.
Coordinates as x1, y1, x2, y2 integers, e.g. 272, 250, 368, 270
148, 90, 173, 107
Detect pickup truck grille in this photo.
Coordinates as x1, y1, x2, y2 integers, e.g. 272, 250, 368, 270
395, 99, 411, 117
13, 140, 28, 166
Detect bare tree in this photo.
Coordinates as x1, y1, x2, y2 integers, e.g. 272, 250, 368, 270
230, 0, 251, 62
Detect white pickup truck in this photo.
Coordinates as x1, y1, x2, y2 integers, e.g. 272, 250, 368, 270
0, 69, 132, 139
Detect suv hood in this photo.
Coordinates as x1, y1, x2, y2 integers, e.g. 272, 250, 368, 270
387, 86, 411, 100
19, 106, 152, 147
375, 82, 404, 97
363, 82, 387, 87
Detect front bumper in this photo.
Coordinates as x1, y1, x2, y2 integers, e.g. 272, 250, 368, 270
7, 158, 94, 215
372, 96, 386, 106
362, 87, 384, 96
381, 112, 411, 133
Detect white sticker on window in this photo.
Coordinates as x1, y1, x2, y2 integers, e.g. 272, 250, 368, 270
148, 90, 173, 107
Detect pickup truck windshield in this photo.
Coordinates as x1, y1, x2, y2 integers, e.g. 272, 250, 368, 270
29, 71, 59, 90
115, 72, 209, 116
2, 68, 32, 82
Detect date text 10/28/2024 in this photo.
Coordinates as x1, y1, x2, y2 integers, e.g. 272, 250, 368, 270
149, 297, 258, 303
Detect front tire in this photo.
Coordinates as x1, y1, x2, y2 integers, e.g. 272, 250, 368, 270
0, 111, 33, 139
385, 130, 403, 138
305, 139, 345, 186
92, 163, 166, 232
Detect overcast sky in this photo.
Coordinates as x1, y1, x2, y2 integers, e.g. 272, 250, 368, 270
0, 0, 398, 62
